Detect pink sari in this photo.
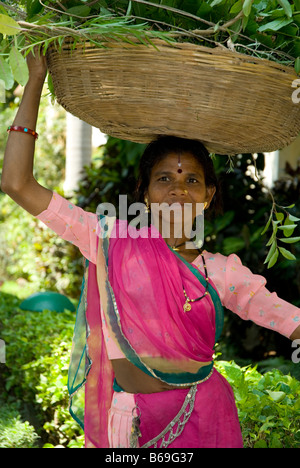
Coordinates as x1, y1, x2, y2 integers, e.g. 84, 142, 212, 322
68, 216, 243, 448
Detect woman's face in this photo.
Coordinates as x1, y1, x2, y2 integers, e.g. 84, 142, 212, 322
144, 151, 216, 238
145, 151, 216, 208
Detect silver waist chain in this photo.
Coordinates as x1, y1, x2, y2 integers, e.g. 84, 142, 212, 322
130, 384, 198, 449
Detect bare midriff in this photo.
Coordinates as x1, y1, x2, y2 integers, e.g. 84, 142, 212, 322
111, 358, 188, 394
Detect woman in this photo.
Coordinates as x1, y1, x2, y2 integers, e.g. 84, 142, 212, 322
1, 51, 300, 449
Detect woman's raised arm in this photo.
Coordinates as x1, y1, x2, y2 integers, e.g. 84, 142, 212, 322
1, 49, 53, 216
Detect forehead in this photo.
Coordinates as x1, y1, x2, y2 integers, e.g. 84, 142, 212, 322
152, 151, 205, 174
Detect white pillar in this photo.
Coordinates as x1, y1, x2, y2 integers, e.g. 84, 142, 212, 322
263, 135, 300, 188
64, 113, 92, 195
263, 151, 280, 188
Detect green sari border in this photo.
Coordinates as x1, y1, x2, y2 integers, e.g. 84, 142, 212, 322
168, 247, 224, 343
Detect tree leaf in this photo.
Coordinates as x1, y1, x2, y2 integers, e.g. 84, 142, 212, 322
266, 390, 286, 402
277, 223, 297, 238
258, 17, 293, 32
254, 440, 268, 448
0, 57, 14, 90
210, 0, 225, 6
66, 6, 91, 17
9, 47, 29, 87
26, 0, 43, 18
277, 0, 293, 19
230, 0, 243, 14
0, 14, 20, 36
275, 212, 284, 221
278, 224, 297, 230
261, 211, 272, 235
270, 435, 283, 449
279, 236, 300, 243
266, 230, 276, 246
242, 0, 253, 17
47, 73, 55, 96
278, 247, 296, 261
264, 241, 277, 264
267, 248, 279, 268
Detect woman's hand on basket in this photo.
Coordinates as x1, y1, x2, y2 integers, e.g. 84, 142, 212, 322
27, 47, 48, 83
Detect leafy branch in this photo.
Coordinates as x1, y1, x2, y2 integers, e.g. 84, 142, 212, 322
0, 8, 175, 88
261, 206, 300, 268
251, 156, 300, 268
129, 0, 246, 35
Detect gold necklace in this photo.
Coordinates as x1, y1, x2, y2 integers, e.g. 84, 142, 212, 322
168, 241, 187, 251
182, 252, 209, 312
167, 243, 210, 312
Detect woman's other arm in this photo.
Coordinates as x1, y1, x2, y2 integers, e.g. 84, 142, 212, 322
204, 252, 300, 340
1, 50, 53, 216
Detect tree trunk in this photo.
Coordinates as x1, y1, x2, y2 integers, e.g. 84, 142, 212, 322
64, 113, 92, 195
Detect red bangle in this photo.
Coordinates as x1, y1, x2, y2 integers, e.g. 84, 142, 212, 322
7, 126, 38, 140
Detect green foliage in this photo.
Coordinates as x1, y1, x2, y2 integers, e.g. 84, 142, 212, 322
0, 194, 83, 296
255, 356, 300, 381
0, 401, 39, 448
262, 165, 300, 269
0, 0, 299, 92
209, 153, 300, 269
0, 290, 84, 447
261, 202, 300, 268
216, 360, 300, 448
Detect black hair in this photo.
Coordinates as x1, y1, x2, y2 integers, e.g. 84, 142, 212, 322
134, 135, 223, 215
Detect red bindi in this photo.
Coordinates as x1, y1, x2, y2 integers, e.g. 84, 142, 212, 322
177, 153, 182, 173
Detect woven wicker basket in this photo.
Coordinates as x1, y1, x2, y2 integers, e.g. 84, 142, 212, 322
46, 39, 300, 155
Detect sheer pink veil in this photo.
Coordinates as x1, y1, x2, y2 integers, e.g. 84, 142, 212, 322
84, 261, 113, 448
81, 218, 223, 447
107, 220, 216, 373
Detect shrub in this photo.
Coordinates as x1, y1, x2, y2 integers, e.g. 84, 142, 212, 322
0, 401, 39, 448
0, 194, 83, 297
0, 291, 83, 446
216, 360, 300, 448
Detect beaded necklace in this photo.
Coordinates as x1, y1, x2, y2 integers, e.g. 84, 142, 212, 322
167, 242, 209, 312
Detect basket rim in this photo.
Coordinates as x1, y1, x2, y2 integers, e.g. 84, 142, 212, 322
46, 36, 298, 76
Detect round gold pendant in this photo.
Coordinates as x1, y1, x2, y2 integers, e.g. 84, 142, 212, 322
183, 302, 192, 312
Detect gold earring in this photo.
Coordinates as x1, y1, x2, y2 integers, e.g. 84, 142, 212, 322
203, 202, 208, 210
144, 198, 150, 213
